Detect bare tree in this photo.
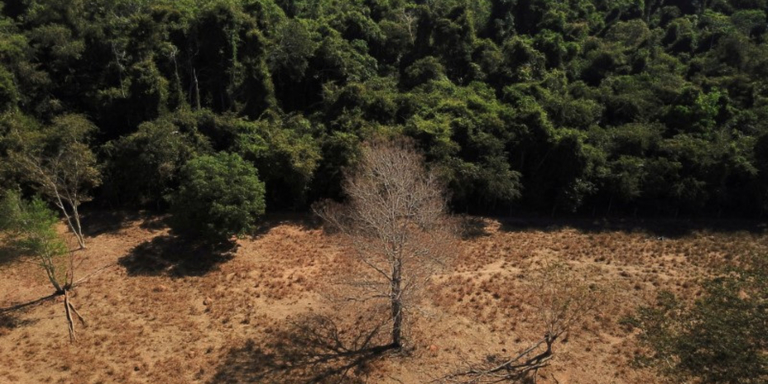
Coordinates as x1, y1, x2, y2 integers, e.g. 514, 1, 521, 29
315, 136, 457, 349
442, 262, 606, 384
8, 114, 101, 249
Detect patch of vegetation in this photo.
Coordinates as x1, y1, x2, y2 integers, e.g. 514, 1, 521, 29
170, 152, 266, 244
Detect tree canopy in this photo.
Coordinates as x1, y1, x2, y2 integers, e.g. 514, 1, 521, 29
170, 152, 266, 243
0, 0, 767, 216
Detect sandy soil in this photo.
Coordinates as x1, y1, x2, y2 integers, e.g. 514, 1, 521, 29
1, 212, 765, 383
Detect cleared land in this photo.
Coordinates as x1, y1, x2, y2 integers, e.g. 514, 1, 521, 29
1, 213, 765, 383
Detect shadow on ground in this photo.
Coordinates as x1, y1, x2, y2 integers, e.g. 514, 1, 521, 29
118, 235, 237, 277
81, 210, 148, 237
210, 314, 395, 384
0, 243, 26, 268
493, 216, 767, 239
250, 212, 323, 238
459, 215, 494, 239
0, 311, 37, 335
115, 211, 325, 278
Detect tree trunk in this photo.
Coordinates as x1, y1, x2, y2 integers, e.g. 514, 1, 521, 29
193, 68, 201, 111
71, 203, 86, 249
52, 186, 86, 249
171, 52, 185, 110
112, 42, 126, 98
391, 259, 403, 348
606, 196, 613, 217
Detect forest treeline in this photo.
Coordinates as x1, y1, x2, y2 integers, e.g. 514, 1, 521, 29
1, 0, 767, 216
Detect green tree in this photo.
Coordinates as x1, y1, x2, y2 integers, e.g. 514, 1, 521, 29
7, 114, 101, 249
234, 113, 322, 209
0, 190, 69, 293
170, 152, 265, 244
102, 116, 205, 207
1, 189, 88, 341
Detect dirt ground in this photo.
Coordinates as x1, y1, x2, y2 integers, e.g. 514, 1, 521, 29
1, 212, 766, 383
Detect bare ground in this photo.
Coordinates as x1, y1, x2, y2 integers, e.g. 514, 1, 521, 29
1, 212, 766, 383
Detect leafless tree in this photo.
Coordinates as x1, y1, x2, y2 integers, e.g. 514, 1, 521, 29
314, 136, 457, 349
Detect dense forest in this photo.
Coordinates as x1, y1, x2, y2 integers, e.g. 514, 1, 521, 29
1, 0, 768, 217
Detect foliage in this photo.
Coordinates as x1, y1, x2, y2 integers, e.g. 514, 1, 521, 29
0, 0, 767, 216
5, 113, 101, 248
628, 255, 768, 383
170, 152, 265, 243
0, 190, 70, 293
234, 113, 322, 209
102, 112, 208, 207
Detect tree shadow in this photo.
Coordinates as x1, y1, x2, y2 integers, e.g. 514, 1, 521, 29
495, 215, 767, 239
118, 235, 237, 277
210, 314, 396, 384
0, 311, 37, 335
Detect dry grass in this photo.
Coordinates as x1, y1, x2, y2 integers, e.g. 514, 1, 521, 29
0, 213, 765, 383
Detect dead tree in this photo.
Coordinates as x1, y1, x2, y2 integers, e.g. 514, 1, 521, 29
315, 136, 457, 349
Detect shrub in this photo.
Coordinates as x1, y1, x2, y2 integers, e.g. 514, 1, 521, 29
170, 152, 265, 244
0, 190, 70, 293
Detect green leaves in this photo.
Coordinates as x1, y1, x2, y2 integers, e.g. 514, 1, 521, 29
268, 19, 315, 81
234, 114, 322, 208
1, 0, 767, 216
0, 190, 69, 292
170, 152, 265, 243
102, 114, 204, 206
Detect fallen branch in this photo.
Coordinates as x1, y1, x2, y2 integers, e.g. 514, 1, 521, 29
439, 333, 558, 384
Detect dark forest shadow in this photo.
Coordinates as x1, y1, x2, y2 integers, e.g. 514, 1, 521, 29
459, 215, 493, 239
81, 210, 148, 237
250, 211, 323, 238
118, 235, 237, 277
138, 214, 169, 231
495, 216, 767, 239
210, 314, 395, 384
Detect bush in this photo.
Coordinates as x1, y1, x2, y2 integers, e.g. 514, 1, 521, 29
170, 152, 265, 244
0, 190, 70, 292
